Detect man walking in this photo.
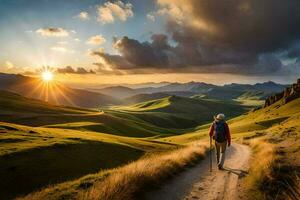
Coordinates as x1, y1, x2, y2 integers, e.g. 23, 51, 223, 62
209, 113, 231, 170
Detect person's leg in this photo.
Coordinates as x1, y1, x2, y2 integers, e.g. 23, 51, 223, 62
215, 142, 220, 164
219, 141, 227, 168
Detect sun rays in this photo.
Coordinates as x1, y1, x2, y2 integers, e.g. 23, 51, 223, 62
19, 67, 77, 106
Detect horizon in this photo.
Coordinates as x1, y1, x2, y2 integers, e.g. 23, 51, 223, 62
0, 72, 295, 89
0, 0, 300, 85
0, 2, 299, 199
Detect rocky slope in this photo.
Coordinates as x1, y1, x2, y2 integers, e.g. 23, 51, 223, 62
264, 79, 300, 107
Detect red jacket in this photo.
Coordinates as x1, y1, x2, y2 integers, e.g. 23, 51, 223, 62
209, 121, 231, 145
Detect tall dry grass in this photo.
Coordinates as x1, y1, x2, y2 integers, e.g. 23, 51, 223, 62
80, 142, 207, 200
244, 139, 300, 200
19, 142, 207, 200
243, 139, 277, 199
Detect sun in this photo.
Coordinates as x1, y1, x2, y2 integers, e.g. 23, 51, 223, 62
41, 71, 53, 82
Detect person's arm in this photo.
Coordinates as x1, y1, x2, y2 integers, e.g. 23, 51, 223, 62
209, 123, 214, 138
225, 123, 231, 146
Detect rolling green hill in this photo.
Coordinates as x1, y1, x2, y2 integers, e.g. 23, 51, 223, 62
112, 96, 249, 129
1, 90, 249, 137
162, 95, 300, 144
0, 90, 185, 138
1, 80, 296, 200
0, 120, 178, 200
0, 88, 267, 199
0, 90, 94, 115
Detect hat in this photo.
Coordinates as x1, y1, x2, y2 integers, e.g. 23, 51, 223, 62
215, 113, 225, 120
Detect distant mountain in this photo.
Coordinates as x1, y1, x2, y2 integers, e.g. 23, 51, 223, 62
253, 81, 287, 92
96, 80, 287, 103
144, 81, 216, 93
202, 87, 246, 100
123, 93, 171, 105
94, 86, 138, 98
83, 82, 170, 90
123, 91, 198, 105
0, 73, 119, 108
1, 73, 289, 107
202, 82, 287, 100
103, 82, 217, 97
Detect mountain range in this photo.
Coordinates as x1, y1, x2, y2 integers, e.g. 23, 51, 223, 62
95, 80, 287, 103
0, 73, 288, 108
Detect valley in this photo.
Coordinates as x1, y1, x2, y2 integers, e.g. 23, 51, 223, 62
0, 73, 298, 200
1, 1, 299, 199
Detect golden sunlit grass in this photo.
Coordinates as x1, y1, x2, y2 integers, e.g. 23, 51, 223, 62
243, 139, 277, 199
79, 142, 207, 200
243, 137, 300, 200
18, 142, 208, 200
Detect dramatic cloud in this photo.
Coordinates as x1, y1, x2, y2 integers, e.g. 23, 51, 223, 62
86, 35, 106, 45
97, 1, 133, 24
56, 66, 95, 74
76, 11, 90, 21
36, 27, 69, 37
91, 0, 300, 75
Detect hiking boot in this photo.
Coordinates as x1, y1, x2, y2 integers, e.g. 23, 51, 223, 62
218, 164, 224, 170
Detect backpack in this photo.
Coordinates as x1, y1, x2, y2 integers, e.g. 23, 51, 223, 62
213, 121, 227, 143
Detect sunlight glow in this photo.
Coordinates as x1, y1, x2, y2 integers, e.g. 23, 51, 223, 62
42, 71, 53, 82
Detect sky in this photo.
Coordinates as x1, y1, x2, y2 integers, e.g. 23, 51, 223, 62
0, 0, 300, 86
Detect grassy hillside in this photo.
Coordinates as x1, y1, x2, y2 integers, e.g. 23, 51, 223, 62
0, 89, 247, 199
0, 121, 178, 200
123, 92, 172, 105
3, 82, 297, 200
95, 86, 137, 98
1, 91, 249, 137
160, 96, 300, 199
163, 96, 300, 144
113, 96, 249, 129
0, 90, 187, 137
0, 90, 94, 115
4, 85, 295, 199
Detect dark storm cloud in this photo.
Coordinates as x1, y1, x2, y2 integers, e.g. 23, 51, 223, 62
92, 0, 300, 75
56, 66, 95, 74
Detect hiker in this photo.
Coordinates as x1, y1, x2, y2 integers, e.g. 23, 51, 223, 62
209, 113, 231, 170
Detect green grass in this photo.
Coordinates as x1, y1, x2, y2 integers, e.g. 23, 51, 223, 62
161, 97, 300, 199
17, 142, 208, 200
0, 121, 178, 200
160, 97, 300, 144
111, 96, 249, 129
0, 140, 143, 200
1, 93, 249, 139
0, 90, 94, 115
3, 89, 298, 200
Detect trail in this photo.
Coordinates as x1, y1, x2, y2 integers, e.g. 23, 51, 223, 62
145, 143, 251, 200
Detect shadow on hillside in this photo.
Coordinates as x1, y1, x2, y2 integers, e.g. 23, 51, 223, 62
0, 140, 143, 200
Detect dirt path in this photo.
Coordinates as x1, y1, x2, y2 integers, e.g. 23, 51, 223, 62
144, 143, 251, 200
